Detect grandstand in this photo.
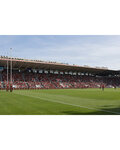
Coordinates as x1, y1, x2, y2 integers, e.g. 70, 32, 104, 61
0, 56, 120, 90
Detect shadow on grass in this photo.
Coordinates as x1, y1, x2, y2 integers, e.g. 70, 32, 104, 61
62, 107, 120, 115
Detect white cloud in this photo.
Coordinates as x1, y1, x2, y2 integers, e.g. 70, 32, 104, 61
0, 35, 120, 70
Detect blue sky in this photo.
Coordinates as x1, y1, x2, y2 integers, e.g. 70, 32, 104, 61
0, 35, 120, 70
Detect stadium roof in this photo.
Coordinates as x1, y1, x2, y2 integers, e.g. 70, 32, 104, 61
0, 56, 119, 75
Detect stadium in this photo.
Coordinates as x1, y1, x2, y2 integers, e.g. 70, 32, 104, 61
0, 55, 120, 115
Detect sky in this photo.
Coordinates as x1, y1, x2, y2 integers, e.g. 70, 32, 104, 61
0, 35, 120, 70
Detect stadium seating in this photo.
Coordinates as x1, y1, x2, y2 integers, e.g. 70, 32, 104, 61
1, 71, 120, 89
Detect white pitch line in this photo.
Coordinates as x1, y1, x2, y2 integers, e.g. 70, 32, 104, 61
13, 92, 120, 115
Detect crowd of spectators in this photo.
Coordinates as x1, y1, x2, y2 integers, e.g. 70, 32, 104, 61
0, 71, 120, 90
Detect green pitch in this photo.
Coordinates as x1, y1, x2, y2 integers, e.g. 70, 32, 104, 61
0, 88, 120, 115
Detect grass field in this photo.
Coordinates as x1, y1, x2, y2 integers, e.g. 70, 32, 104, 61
0, 88, 120, 115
